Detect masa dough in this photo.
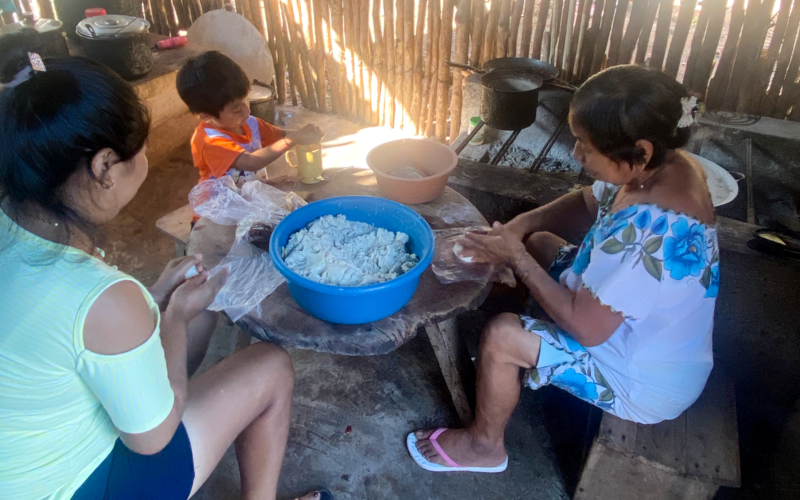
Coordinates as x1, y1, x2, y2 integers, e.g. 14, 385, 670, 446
283, 214, 419, 286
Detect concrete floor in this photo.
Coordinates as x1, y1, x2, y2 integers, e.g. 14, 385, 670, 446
101, 107, 572, 500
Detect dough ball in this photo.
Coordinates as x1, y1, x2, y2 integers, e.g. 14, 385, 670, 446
453, 243, 474, 263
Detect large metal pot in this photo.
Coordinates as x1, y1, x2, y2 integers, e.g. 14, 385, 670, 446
76, 15, 153, 80
0, 13, 69, 57
480, 70, 543, 131
448, 57, 559, 82
249, 82, 276, 125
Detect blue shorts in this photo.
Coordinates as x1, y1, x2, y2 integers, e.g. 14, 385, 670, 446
72, 422, 195, 500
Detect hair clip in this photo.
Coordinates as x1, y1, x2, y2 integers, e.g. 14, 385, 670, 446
677, 96, 698, 128
28, 52, 46, 73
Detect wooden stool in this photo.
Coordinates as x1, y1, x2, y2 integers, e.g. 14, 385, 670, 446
156, 204, 193, 257
576, 369, 740, 500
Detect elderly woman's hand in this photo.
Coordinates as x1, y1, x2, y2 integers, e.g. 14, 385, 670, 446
458, 221, 527, 267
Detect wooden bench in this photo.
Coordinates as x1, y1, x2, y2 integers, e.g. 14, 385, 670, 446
575, 369, 740, 500
156, 204, 193, 257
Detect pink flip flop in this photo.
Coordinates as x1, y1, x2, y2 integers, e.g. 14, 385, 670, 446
406, 428, 508, 473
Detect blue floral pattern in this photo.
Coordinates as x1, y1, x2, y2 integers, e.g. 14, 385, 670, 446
570, 183, 720, 297
522, 317, 616, 412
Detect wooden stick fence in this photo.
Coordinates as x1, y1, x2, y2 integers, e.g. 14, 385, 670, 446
113, 0, 800, 143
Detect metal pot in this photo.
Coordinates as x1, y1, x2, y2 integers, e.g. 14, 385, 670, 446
448, 57, 559, 82
55, 0, 116, 39
76, 15, 153, 80
480, 70, 543, 131
0, 13, 69, 57
249, 81, 276, 125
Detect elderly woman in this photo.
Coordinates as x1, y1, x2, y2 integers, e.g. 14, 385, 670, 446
0, 32, 330, 500
408, 65, 719, 473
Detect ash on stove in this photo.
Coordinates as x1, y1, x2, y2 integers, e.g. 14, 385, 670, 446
487, 143, 577, 173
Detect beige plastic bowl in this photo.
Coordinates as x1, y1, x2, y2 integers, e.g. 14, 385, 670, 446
366, 138, 458, 204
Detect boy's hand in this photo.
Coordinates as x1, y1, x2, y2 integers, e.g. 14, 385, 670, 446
286, 124, 323, 146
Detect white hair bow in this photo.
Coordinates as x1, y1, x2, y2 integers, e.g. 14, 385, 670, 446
677, 96, 698, 128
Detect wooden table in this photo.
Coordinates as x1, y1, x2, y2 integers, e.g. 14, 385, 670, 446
187, 168, 491, 424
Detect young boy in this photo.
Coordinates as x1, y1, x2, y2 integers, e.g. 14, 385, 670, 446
176, 50, 322, 185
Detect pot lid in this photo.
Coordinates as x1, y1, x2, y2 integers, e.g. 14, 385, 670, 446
249, 84, 274, 102
0, 14, 63, 35
76, 15, 150, 38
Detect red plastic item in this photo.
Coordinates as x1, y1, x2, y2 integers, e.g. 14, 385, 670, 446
156, 36, 189, 51
84, 8, 107, 17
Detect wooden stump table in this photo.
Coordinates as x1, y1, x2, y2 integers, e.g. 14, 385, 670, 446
187, 169, 491, 424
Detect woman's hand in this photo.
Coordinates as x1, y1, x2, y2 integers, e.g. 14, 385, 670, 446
149, 255, 205, 310
286, 124, 324, 145
165, 268, 228, 325
459, 221, 527, 267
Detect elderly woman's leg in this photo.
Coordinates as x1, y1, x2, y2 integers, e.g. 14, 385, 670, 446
415, 313, 541, 467
525, 231, 568, 267
182, 342, 298, 500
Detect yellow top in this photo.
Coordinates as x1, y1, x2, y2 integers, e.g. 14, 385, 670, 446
0, 210, 175, 500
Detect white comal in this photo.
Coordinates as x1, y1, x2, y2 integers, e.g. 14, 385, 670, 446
283, 214, 419, 286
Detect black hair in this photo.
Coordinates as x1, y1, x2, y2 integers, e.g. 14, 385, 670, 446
0, 30, 151, 247
176, 50, 250, 117
570, 65, 693, 169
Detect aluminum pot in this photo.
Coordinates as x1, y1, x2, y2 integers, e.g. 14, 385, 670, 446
480, 70, 543, 131
249, 82, 276, 125
0, 13, 69, 57
76, 15, 153, 80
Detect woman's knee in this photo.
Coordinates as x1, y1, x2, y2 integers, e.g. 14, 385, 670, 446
241, 342, 295, 390
525, 231, 565, 267
480, 313, 525, 356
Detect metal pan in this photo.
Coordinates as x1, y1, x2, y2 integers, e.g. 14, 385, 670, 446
448, 57, 559, 82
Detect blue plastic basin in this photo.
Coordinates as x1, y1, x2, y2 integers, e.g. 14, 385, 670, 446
269, 196, 435, 324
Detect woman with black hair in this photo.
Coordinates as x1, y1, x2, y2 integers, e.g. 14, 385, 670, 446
0, 32, 330, 500
408, 65, 719, 473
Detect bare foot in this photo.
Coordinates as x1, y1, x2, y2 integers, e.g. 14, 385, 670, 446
295, 491, 325, 500
414, 428, 507, 468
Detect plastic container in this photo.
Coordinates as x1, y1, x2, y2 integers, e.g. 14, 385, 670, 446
84, 8, 106, 17
366, 138, 458, 205
156, 35, 188, 50
468, 116, 485, 145
270, 196, 435, 324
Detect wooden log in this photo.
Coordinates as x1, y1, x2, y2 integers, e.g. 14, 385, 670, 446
312, 0, 327, 113
297, 0, 320, 109
532, 0, 551, 60
590, 0, 616, 73
392, 0, 404, 126
271, 0, 290, 104
747, 0, 790, 114
281, 4, 304, 105
550, 0, 562, 64
687, 0, 725, 96
239, 0, 253, 24
561, 0, 577, 76
451, 0, 472, 139
617, 0, 648, 66
283, 0, 315, 108
249, 0, 266, 37
425, 0, 442, 136
360, 0, 377, 123
683, 0, 711, 88
436, 0, 456, 142
578, 0, 604, 78
570, 0, 591, 78
542, 29, 551, 61
520, 0, 535, 58
372, 0, 385, 124
556, 0, 572, 70
635, 0, 659, 64
482, 0, 502, 64
509, 0, 525, 56
156, 0, 176, 36
649, 0, 674, 69
763, 0, 800, 116
732, 0, 778, 112
605, 0, 630, 67
344, 0, 358, 116
411, 0, 428, 132
704, 0, 745, 109
470, 0, 486, 65
384, 0, 396, 126
36, 0, 55, 19
403, 0, 416, 127
497, 0, 514, 57
144, 0, 156, 27
330, 0, 349, 113
421, 0, 439, 132
663, 0, 698, 78
368, 0, 379, 123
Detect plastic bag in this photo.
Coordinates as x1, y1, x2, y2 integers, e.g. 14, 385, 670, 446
189, 178, 307, 321
431, 226, 516, 287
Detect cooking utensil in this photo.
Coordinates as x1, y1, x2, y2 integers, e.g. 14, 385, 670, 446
55, 0, 115, 40
367, 138, 458, 204
687, 153, 739, 207
249, 81, 277, 125
76, 15, 153, 80
0, 13, 69, 57
480, 70, 543, 131
448, 57, 559, 82
269, 196, 435, 324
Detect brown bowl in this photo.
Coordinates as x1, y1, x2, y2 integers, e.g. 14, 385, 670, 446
366, 138, 458, 204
